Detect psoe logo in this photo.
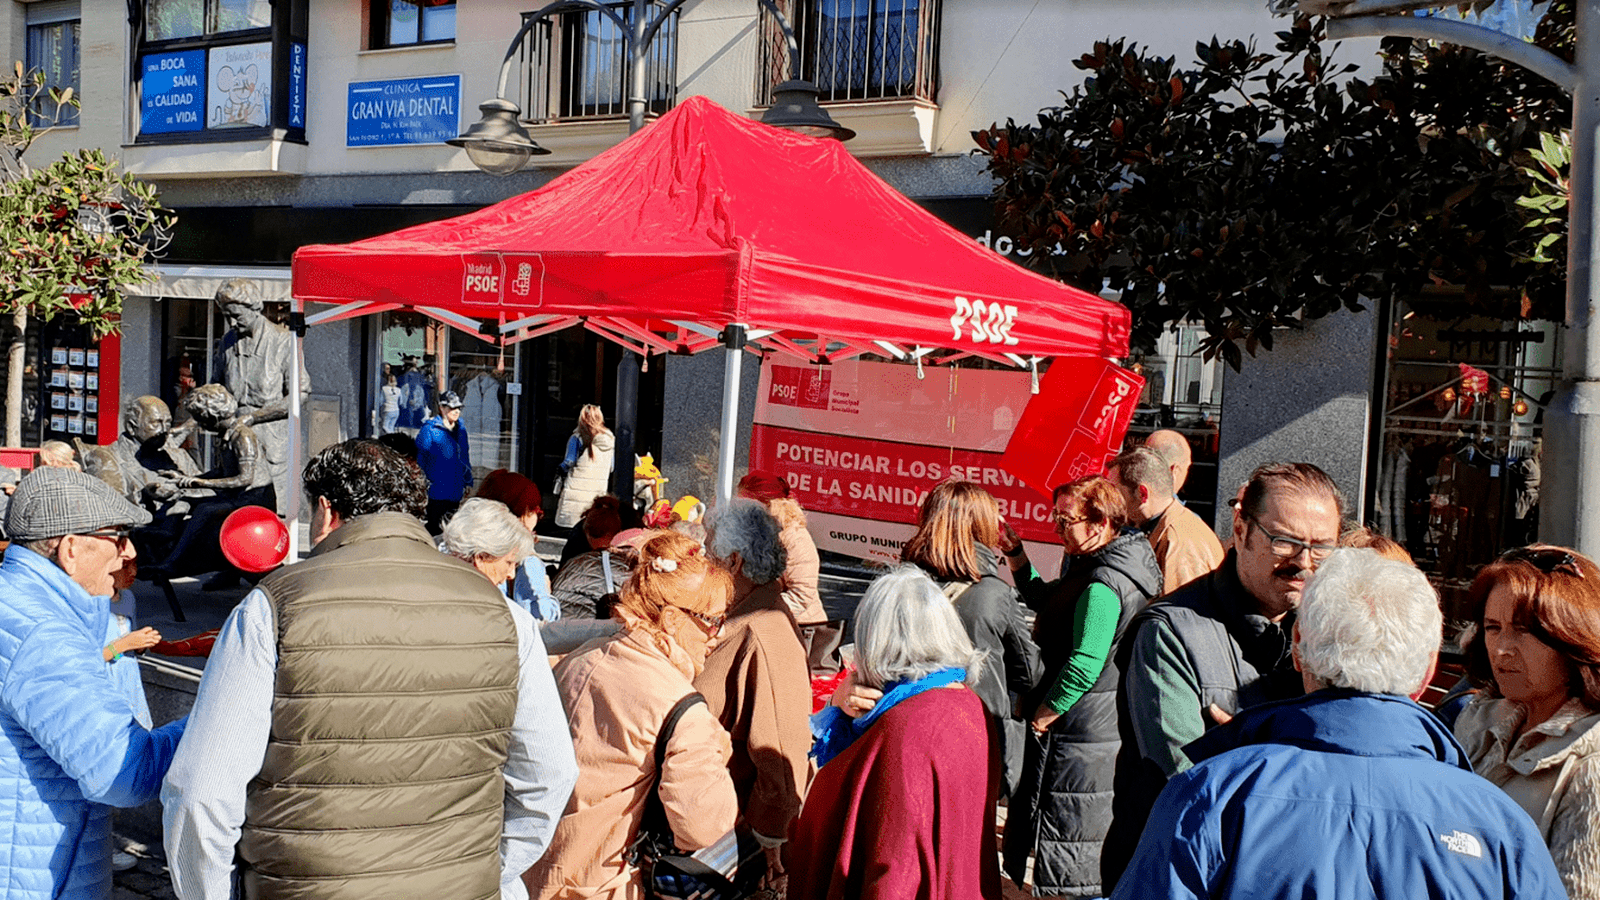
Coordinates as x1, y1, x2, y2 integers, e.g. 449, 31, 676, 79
768, 366, 830, 411
461, 254, 504, 304
512, 262, 533, 297
1438, 830, 1483, 859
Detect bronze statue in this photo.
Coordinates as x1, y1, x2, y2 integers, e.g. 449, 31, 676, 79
143, 384, 275, 581
80, 395, 199, 513
211, 278, 310, 516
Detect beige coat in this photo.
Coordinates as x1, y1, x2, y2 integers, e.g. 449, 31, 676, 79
1147, 501, 1226, 595
771, 499, 826, 625
556, 431, 616, 528
693, 581, 814, 841
1456, 695, 1600, 900
526, 627, 738, 900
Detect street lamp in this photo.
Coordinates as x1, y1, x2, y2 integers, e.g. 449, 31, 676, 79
450, 0, 853, 176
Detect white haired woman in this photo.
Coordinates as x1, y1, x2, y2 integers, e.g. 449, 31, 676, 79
441, 497, 539, 588
695, 498, 812, 891
789, 566, 1001, 900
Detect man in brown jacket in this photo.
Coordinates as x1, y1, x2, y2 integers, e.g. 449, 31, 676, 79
695, 498, 814, 894
1109, 447, 1225, 595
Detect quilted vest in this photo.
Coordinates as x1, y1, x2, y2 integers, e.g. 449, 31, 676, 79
238, 512, 519, 900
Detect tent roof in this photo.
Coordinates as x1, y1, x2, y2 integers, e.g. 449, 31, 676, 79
291, 96, 1129, 362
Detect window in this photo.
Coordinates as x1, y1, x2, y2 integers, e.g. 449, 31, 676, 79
145, 0, 271, 41
515, 1, 677, 122
25, 1, 80, 127
132, 0, 308, 143
371, 0, 457, 49
759, 0, 940, 105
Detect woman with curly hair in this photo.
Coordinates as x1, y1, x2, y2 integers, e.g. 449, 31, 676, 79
1454, 544, 1600, 899
525, 531, 739, 900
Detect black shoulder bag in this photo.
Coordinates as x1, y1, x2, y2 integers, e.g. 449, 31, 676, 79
626, 692, 768, 900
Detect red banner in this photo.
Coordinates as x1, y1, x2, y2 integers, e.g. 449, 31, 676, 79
999, 356, 1144, 497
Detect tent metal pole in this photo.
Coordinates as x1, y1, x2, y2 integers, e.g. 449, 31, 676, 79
287, 301, 305, 562
716, 325, 747, 504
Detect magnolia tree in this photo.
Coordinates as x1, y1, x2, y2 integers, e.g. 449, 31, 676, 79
0, 62, 174, 446
974, 11, 1571, 367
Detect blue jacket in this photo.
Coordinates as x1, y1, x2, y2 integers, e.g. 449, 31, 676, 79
417, 415, 473, 502
1111, 689, 1565, 900
0, 547, 185, 899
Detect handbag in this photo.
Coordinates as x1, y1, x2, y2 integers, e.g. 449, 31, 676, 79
627, 693, 767, 900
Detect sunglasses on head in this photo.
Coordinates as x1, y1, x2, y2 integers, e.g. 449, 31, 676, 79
1501, 546, 1586, 579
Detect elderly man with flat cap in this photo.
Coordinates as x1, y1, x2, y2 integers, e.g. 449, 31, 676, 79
0, 467, 186, 899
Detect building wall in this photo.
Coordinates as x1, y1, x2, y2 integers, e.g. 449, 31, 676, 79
3, 0, 1383, 503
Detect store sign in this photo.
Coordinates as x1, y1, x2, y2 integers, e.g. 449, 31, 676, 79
140, 50, 206, 135
749, 359, 1064, 569
288, 42, 307, 129
347, 74, 462, 147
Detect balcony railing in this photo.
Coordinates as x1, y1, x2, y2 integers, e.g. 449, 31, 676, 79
758, 0, 940, 105
514, 1, 679, 123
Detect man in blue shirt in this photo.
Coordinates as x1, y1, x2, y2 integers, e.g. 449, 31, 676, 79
417, 389, 473, 534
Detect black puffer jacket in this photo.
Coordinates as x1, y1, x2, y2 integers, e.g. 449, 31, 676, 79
916, 543, 1042, 798
1003, 531, 1161, 897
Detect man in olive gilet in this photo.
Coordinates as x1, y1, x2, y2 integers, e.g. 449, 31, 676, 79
161, 440, 577, 900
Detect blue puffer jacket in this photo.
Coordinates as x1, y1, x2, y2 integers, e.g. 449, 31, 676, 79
1112, 689, 1565, 900
417, 416, 473, 501
0, 547, 185, 899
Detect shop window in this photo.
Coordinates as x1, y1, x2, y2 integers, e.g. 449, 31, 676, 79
1125, 321, 1224, 529
132, 0, 308, 144
757, 0, 941, 105
514, 1, 677, 122
25, 1, 79, 128
370, 0, 457, 50
1374, 298, 1558, 622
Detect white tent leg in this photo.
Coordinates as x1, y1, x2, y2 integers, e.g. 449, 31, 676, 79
716, 326, 746, 504
287, 300, 304, 562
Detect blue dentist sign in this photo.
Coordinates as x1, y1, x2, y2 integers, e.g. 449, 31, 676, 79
346, 75, 463, 147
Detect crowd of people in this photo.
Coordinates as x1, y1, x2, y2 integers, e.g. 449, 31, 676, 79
0, 423, 1594, 900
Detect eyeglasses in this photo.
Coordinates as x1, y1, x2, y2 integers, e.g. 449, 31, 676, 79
1502, 547, 1586, 579
1248, 518, 1337, 561
674, 607, 727, 637
82, 526, 133, 550
1050, 511, 1089, 527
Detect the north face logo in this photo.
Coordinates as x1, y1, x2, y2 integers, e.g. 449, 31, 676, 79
1439, 830, 1483, 858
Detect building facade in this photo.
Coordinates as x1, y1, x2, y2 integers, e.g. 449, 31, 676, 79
16, 0, 1508, 567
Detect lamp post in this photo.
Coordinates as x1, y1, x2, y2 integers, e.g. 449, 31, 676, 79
1296, 0, 1600, 557
450, 1, 854, 502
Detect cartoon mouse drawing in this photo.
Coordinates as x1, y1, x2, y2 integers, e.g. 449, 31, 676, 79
212, 63, 265, 127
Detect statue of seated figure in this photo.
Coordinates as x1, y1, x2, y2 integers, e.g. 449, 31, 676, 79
143, 383, 277, 581
80, 395, 201, 516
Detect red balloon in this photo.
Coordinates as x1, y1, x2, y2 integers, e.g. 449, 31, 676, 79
219, 506, 290, 573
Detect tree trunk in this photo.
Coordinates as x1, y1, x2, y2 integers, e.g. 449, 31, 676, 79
5, 308, 26, 447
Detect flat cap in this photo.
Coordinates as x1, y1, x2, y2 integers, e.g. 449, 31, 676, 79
6, 467, 152, 542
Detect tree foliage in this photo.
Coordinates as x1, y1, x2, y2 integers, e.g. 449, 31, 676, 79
973, 11, 1571, 368
0, 63, 175, 337
0, 61, 174, 444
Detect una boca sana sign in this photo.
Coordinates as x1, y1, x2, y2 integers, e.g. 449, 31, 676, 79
141, 50, 206, 135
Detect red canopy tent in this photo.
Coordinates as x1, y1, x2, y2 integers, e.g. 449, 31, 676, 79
286, 96, 1130, 543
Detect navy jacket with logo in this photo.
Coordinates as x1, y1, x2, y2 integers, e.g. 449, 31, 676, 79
1110, 689, 1565, 900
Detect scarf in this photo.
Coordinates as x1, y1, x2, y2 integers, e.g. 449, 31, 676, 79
808, 667, 967, 768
